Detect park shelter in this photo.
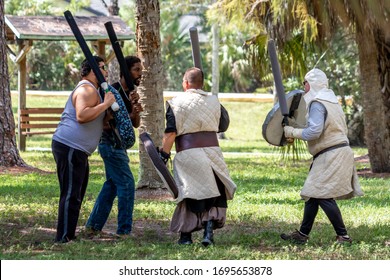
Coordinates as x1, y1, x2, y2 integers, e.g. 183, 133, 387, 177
5, 15, 134, 151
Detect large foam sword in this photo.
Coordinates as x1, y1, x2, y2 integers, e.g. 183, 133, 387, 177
104, 21, 134, 114
189, 27, 203, 70
267, 39, 291, 145
64, 10, 119, 111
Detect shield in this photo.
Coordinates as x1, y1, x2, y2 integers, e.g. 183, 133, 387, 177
139, 132, 178, 199
262, 90, 306, 146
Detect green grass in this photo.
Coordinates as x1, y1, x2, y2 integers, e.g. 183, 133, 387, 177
1, 94, 389, 260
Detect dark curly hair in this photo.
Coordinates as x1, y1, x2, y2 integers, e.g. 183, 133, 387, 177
120, 56, 141, 78
80, 56, 104, 77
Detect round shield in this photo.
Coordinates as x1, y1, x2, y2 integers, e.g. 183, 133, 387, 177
262, 89, 306, 146
139, 132, 178, 198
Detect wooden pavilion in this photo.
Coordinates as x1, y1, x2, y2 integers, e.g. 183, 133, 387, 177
5, 15, 134, 151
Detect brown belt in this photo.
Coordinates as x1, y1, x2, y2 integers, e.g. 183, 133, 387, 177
175, 131, 219, 153
313, 142, 349, 160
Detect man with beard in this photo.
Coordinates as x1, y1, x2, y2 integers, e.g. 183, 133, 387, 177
281, 68, 363, 244
85, 56, 143, 236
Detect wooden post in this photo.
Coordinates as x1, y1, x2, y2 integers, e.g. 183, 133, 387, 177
92, 40, 106, 60
17, 41, 28, 151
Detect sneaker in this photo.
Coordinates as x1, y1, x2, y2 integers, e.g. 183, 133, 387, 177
336, 235, 352, 244
81, 227, 101, 238
114, 233, 132, 240
281, 230, 309, 244
178, 232, 193, 245
54, 236, 75, 244
82, 227, 116, 239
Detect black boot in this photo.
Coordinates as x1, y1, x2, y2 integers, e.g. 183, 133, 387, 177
201, 220, 214, 247
178, 232, 192, 245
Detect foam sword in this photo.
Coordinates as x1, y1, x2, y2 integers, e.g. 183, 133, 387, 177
64, 10, 119, 111
104, 21, 134, 114
267, 39, 292, 145
189, 27, 203, 70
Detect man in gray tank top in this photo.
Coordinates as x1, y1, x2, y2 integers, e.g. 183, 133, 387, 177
52, 56, 116, 243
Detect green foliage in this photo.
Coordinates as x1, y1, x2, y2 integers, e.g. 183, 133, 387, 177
314, 31, 361, 104
117, 1, 137, 55
208, 0, 361, 105
66, 0, 91, 13
6, 0, 94, 91
5, 0, 54, 15
159, 5, 195, 90
4, 0, 362, 98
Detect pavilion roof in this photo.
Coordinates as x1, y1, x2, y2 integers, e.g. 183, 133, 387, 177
5, 15, 134, 42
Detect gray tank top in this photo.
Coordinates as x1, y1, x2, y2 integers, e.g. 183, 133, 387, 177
52, 80, 104, 155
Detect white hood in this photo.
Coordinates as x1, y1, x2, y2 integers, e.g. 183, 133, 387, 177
303, 68, 338, 108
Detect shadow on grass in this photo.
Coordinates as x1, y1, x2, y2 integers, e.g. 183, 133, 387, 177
1, 213, 389, 260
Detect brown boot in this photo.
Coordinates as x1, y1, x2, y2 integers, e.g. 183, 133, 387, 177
281, 230, 309, 244
336, 235, 352, 244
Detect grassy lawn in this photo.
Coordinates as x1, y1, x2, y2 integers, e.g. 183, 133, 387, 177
1, 94, 389, 260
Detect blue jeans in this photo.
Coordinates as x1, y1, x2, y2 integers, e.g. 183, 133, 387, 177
86, 143, 135, 234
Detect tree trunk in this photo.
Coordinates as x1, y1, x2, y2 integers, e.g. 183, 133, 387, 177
107, 0, 120, 84
136, 0, 165, 188
0, 2, 26, 167
357, 27, 390, 173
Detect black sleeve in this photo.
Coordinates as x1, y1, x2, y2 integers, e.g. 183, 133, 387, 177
218, 104, 230, 132
164, 103, 177, 133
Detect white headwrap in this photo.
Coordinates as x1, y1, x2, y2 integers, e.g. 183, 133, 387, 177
303, 68, 338, 108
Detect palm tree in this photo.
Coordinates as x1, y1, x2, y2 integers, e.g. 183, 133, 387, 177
0, 0, 26, 167
135, 0, 166, 189
211, 0, 390, 173
104, 0, 121, 84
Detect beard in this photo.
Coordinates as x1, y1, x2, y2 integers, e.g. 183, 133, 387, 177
134, 77, 141, 86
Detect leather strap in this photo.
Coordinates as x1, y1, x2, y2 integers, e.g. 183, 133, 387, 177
313, 142, 349, 160
175, 131, 219, 153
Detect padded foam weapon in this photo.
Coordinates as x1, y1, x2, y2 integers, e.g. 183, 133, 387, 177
189, 27, 203, 70
267, 39, 290, 145
64, 10, 119, 111
104, 21, 134, 114
267, 39, 288, 121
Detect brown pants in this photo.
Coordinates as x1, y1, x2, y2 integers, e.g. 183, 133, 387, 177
170, 201, 227, 233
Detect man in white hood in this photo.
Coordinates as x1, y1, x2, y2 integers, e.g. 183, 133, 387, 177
281, 68, 363, 244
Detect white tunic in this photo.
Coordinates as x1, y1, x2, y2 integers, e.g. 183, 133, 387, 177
168, 89, 237, 203
301, 99, 363, 200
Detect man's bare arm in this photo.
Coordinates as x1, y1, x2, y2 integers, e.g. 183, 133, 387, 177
162, 132, 176, 154
73, 85, 116, 123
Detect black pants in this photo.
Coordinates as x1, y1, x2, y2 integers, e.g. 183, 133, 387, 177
299, 198, 348, 236
52, 140, 89, 242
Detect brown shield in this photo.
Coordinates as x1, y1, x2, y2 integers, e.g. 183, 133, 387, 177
139, 132, 178, 198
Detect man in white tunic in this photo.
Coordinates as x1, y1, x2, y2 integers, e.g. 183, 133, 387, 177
159, 67, 237, 246
281, 68, 363, 244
